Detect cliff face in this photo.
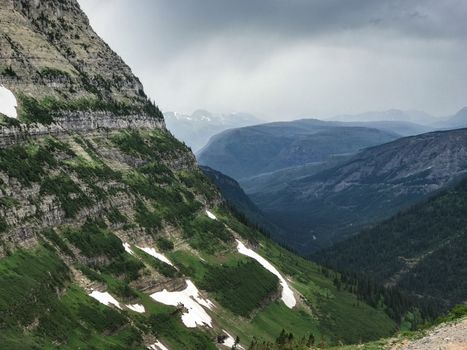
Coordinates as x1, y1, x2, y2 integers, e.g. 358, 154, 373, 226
0, 0, 160, 121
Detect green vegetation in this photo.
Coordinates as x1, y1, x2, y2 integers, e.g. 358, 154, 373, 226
156, 237, 174, 251
134, 246, 179, 278
0, 128, 407, 349
1, 65, 17, 77
315, 176, 467, 312
199, 260, 279, 317
182, 215, 233, 253
17, 95, 164, 124
39, 67, 71, 80
41, 174, 93, 217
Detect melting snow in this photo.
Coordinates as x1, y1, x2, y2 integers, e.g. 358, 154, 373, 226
148, 340, 170, 350
136, 246, 175, 267
236, 240, 296, 308
123, 242, 135, 255
89, 291, 122, 309
150, 280, 214, 328
205, 210, 217, 220
220, 330, 245, 349
126, 303, 145, 313
0, 85, 17, 119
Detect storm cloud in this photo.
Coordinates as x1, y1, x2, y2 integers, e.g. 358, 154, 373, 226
78, 0, 467, 120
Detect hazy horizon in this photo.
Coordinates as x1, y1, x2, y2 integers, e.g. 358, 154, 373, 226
79, 0, 467, 121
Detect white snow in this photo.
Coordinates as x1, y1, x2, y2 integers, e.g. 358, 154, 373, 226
148, 340, 170, 350
0, 85, 17, 119
136, 246, 175, 267
205, 210, 217, 220
123, 242, 135, 255
150, 279, 214, 328
126, 303, 145, 313
89, 290, 122, 309
220, 330, 245, 349
236, 240, 296, 309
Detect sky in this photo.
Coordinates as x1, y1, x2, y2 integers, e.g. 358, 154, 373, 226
78, 0, 467, 121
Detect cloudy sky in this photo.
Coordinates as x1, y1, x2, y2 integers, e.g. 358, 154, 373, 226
78, 0, 467, 120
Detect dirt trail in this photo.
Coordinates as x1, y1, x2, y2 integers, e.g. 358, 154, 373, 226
390, 318, 467, 350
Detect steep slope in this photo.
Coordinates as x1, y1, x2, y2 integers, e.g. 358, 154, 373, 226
0, 1, 400, 349
198, 119, 399, 180
251, 128, 467, 253
165, 110, 261, 152
200, 166, 288, 244
0, 0, 161, 123
313, 175, 467, 309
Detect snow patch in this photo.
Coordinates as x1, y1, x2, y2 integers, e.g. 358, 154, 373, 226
89, 291, 122, 309
0, 85, 17, 119
150, 280, 214, 328
236, 240, 296, 308
148, 340, 170, 350
123, 242, 135, 255
126, 303, 145, 313
220, 330, 245, 349
136, 246, 174, 267
205, 210, 217, 220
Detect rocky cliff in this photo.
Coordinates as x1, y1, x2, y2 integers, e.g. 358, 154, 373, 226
0, 0, 161, 121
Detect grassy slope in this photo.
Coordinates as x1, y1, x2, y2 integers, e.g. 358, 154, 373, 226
0, 127, 395, 349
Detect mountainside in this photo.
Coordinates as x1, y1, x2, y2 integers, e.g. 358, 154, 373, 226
200, 166, 288, 244
313, 175, 467, 309
250, 128, 467, 253
165, 110, 261, 152
0, 1, 403, 349
198, 119, 399, 180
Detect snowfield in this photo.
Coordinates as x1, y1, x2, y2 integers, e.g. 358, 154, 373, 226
150, 280, 214, 328
123, 242, 135, 255
220, 330, 245, 349
205, 209, 217, 220
126, 303, 145, 313
89, 291, 122, 309
236, 240, 297, 308
0, 85, 17, 119
148, 340, 170, 350
136, 246, 175, 267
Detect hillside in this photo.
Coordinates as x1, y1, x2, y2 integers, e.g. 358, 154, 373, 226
0, 1, 402, 349
165, 110, 261, 152
200, 166, 288, 244
313, 174, 467, 309
250, 128, 467, 253
198, 119, 399, 180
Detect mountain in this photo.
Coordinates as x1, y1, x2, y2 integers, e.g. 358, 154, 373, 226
200, 166, 288, 244
198, 119, 400, 180
329, 109, 437, 125
0, 1, 405, 349
164, 110, 261, 152
249, 128, 467, 253
313, 174, 467, 310
433, 107, 467, 130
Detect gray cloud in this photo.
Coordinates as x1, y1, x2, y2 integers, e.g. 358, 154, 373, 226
78, 0, 467, 120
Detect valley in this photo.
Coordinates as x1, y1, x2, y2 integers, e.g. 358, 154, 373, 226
1, 0, 467, 349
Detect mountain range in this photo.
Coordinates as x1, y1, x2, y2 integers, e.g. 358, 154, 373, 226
249, 128, 467, 252
165, 110, 261, 152
198, 119, 403, 180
